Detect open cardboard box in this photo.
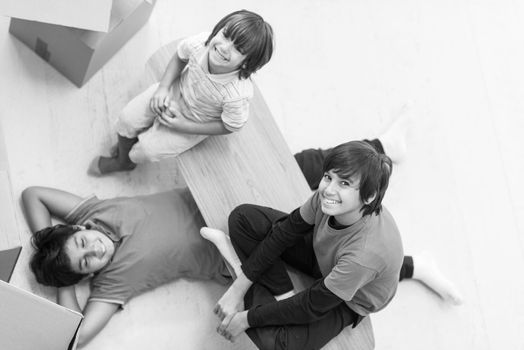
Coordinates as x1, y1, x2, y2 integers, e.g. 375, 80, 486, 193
0, 281, 83, 350
7, 0, 156, 87
0, 0, 113, 32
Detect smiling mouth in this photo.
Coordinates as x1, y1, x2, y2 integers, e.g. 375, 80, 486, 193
323, 197, 341, 205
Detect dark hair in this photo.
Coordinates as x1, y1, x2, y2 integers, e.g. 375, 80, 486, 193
205, 10, 274, 79
322, 141, 393, 216
30, 224, 87, 287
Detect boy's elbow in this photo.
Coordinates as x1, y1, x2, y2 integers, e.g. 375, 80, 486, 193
219, 124, 234, 135
76, 325, 94, 348
21, 186, 39, 206
76, 335, 88, 349
222, 124, 240, 134
76, 335, 86, 348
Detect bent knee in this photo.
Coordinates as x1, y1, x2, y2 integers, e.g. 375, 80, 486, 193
228, 204, 256, 237
229, 204, 254, 221
128, 142, 158, 164
115, 114, 140, 139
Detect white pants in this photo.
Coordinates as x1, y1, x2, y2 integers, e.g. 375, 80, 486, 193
116, 83, 207, 163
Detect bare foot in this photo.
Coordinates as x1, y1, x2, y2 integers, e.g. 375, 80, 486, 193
412, 251, 463, 305
200, 227, 242, 278
378, 101, 414, 163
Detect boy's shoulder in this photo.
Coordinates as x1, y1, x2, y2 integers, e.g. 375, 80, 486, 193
225, 77, 253, 100
358, 208, 403, 266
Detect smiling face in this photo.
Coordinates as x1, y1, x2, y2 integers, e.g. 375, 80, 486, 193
207, 29, 247, 74
318, 170, 371, 226
63, 229, 115, 274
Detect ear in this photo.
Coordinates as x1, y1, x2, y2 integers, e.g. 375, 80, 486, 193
363, 192, 376, 205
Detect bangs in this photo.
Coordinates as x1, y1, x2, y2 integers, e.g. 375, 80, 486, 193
223, 19, 265, 55
323, 152, 363, 183
330, 166, 361, 183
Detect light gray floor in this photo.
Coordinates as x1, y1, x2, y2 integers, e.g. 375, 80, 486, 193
1, 0, 523, 349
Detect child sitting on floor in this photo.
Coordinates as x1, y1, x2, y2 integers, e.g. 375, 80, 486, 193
90, 9, 274, 175
203, 140, 405, 348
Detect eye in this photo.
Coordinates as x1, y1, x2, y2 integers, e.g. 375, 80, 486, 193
340, 180, 352, 187
323, 174, 331, 181
81, 238, 86, 248
235, 45, 246, 55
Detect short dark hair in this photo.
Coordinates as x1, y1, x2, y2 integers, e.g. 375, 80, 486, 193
322, 141, 393, 216
206, 10, 274, 79
30, 224, 87, 287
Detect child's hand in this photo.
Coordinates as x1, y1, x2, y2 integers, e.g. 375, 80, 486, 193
158, 113, 178, 129
166, 100, 182, 118
158, 110, 187, 131
149, 86, 170, 116
214, 283, 245, 322
157, 101, 182, 128
217, 311, 249, 342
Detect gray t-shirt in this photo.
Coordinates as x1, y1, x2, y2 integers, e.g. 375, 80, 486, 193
65, 189, 228, 305
300, 191, 404, 316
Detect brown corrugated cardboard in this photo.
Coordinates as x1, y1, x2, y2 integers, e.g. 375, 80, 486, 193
0, 246, 22, 282
9, 0, 156, 87
0, 280, 83, 350
0, 0, 113, 32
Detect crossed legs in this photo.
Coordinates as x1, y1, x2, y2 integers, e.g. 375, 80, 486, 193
201, 205, 358, 350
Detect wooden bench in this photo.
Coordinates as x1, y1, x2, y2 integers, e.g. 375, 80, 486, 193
143, 40, 375, 350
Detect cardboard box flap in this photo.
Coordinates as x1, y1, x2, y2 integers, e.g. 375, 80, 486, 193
0, 0, 113, 32
78, 0, 148, 48
0, 246, 22, 282
0, 280, 83, 350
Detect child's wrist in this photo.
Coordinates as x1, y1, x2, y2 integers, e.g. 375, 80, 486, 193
239, 310, 250, 328
232, 271, 252, 293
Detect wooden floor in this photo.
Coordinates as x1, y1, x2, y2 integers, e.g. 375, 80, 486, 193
1, 0, 523, 349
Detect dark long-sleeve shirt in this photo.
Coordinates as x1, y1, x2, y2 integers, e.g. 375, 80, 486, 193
241, 207, 350, 326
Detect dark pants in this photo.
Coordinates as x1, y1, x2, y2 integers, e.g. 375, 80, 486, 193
293, 139, 413, 281
229, 205, 360, 350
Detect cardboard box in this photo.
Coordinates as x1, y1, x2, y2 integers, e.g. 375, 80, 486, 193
9, 0, 156, 87
0, 246, 22, 282
0, 0, 113, 32
0, 280, 83, 350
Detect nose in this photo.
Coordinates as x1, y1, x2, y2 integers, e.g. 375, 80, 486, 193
324, 181, 337, 195
219, 40, 233, 53
86, 242, 101, 258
